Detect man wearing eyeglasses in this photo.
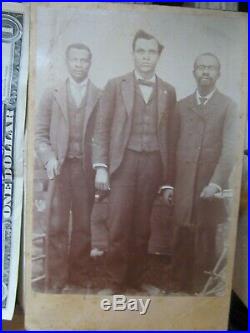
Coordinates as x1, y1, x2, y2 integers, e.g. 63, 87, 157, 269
171, 53, 239, 294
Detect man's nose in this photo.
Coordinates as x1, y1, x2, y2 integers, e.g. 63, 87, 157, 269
202, 66, 210, 74
75, 60, 82, 67
143, 52, 150, 60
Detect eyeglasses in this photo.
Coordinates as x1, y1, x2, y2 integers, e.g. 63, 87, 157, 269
195, 65, 218, 71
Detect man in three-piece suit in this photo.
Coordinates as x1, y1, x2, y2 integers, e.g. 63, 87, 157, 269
36, 43, 101, 292
172, 53, 239, 293
93, 30, 176, 293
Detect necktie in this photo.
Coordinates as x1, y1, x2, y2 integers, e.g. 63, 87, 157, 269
199, 96, 207, 105
137, 78, 155, 87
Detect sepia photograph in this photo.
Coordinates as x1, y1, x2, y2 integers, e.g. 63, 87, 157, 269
29, 3, 245, 302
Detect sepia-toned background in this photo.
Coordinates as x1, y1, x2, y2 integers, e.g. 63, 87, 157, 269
35, 5, 245, 102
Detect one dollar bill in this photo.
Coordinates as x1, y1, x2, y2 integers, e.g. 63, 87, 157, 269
2, 2, 29, 320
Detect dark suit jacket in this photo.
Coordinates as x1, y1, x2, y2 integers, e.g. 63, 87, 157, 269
174, 90, 239, 227
35, 79, 101, 174
92, 72, 176, 185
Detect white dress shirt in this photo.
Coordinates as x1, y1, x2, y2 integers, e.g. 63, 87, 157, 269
196, 88, 216, 106
134, 71, 156, 104
69, 77, 88, 107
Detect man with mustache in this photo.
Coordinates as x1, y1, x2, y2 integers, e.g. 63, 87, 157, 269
172, 53, 239, 294
36, 43, 100, 292
93, 30, 176, 294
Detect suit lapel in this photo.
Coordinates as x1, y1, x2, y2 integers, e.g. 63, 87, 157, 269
121, 72, 135, 117
157, 77, 169, 127
54, 81, 69, 123
188, 90, 220, 120
202, 90, 220, 117
121, 73, 169, 125
82, 81, 99, 140
188, 93, 199, 112
187, 93, 207, 121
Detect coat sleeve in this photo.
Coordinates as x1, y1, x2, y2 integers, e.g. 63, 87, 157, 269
165, 86, 178, 186
35, 88, 57, 166
92, 80, 116, 168
209, 99, 240, 188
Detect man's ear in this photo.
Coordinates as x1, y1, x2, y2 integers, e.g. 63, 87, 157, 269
159, 48, 165, 57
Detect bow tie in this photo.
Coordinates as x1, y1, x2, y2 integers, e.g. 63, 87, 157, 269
137, 78, 155, 87
199, 96, 208, 105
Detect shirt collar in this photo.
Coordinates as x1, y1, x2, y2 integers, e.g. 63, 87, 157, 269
68, 76, 89, 89
196, 88, 216, 105
134, 70, 156, 83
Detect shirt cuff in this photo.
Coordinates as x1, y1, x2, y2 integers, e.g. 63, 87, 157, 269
158, 185, 174, 194
209, 182, 222, 193
93, 163, 108, 170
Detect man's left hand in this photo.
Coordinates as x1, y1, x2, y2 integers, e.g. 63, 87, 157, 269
200, 184, 220, 199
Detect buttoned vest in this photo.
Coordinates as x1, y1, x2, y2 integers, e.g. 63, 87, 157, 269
66, 83, 86, 159
127, 82, 159, 152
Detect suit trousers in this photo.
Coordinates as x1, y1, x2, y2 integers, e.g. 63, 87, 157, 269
46, 158, 91, 290
106, 149, 163, 288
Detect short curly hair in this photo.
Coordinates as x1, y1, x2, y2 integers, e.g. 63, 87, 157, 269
66, 43, 92, 61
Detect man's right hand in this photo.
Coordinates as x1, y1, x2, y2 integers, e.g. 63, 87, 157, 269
162, 188, 174, 206
45, 157, 59, 180
95, 167, 110, 191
